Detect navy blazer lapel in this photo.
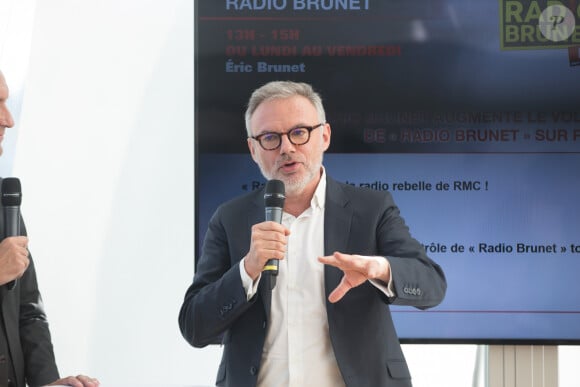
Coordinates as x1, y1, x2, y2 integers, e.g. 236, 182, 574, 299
323, 178, 353, 296
247, 190, 263, 239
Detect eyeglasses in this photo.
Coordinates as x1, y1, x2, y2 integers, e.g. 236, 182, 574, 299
250, 123, 325, 151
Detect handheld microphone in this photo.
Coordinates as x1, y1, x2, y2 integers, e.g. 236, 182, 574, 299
2, 177, 22, 290
263, 179, 285, 290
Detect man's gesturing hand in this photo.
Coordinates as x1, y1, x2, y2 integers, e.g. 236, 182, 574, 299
318, 252, 390, 303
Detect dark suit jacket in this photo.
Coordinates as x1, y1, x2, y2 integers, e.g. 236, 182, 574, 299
179, 176, 446, 387
1, 178, 59, 387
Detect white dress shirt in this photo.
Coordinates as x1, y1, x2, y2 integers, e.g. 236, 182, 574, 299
240, 171, 393, 387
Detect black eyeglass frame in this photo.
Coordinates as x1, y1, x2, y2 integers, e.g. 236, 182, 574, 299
249, 122, 325, 151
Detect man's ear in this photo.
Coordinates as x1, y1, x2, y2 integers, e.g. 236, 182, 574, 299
248, 138, 258, 162
322, 123, 331, 152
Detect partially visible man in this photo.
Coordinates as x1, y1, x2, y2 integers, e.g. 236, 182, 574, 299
0, 70, 99, 387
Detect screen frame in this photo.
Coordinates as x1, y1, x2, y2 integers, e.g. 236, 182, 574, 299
193, 0, 580, 345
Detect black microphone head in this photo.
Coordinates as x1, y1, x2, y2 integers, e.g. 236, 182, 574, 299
1, 177, 22, 206
264, 179, 285, 208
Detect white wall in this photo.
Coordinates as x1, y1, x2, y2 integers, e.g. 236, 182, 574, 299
11, 0, 224, 385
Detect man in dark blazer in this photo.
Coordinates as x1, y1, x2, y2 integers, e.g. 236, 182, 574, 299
179, 81, 446, 387
0, 70, 99, 387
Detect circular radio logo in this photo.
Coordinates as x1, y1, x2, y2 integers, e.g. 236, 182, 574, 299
538, 5, 576, 42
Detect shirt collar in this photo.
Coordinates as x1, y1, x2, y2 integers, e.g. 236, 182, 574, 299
311, 167, 326, 210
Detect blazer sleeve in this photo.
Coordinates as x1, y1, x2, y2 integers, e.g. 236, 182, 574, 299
18, 253, 60, 386
376, 193, 447, 309
178, 200, 258, 348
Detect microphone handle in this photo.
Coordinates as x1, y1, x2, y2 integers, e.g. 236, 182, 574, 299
265, 206, 283, 223
4, 206, 21, 236
4, 206, 21, 290
264, 206, 283, 290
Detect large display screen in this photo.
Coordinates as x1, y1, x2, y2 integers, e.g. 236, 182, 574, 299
195, 0, 580, 343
